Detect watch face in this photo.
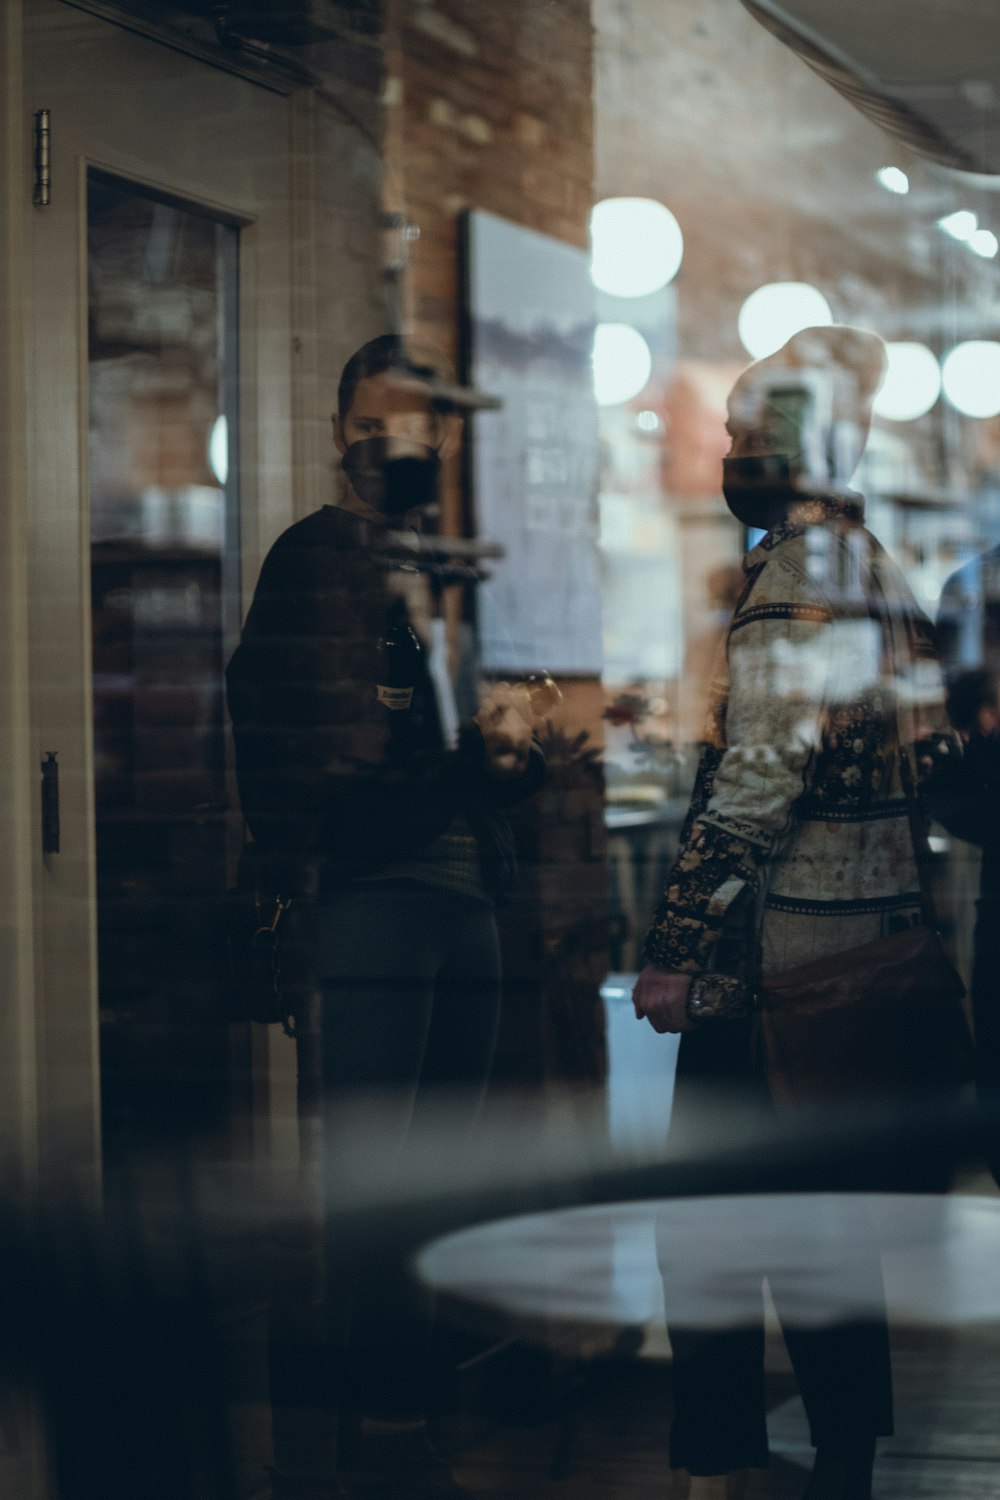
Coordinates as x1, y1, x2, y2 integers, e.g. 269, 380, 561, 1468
686, 972, 750, 1021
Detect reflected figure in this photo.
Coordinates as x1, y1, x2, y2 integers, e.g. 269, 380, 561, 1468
632, 327, 952, 1500
225, 336, 544, 1499
929, 629, 1000, 1187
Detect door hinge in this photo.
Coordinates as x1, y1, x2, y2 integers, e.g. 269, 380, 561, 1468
41, 752, 60, 854
33, 108, 51, 208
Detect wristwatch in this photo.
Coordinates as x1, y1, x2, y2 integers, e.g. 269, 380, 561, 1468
685, 970, 751, 1022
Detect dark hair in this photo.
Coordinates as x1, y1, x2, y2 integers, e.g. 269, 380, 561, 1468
946, 667, 1000, 734
337, 334, 450, 422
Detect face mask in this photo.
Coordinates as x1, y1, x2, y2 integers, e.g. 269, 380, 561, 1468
341, 436, 441, 517
721, 453, 798, 531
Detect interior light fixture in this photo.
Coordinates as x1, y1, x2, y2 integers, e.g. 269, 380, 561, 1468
876, 166, 909, 195
941, 341, 1000, 419
970, 228, 1000, 260
208, 413, 229, 485
593, 323, 653, 407
938, 210, 978, 241
872, 342, 941, 422
590, 198, 684, 298
737, 282, 833, 360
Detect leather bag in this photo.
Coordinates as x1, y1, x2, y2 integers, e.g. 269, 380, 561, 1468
758, 922, 972, 1107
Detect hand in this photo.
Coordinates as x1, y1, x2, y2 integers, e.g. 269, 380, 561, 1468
475, 683, 533, 779
632, 964, 697, 1034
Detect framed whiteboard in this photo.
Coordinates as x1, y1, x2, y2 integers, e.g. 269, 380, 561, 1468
464, 210, 603, 675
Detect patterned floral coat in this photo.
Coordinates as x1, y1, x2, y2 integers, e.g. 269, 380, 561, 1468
643, 495, 947, 996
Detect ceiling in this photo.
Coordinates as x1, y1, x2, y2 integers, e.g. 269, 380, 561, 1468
743, 0, 1000, 177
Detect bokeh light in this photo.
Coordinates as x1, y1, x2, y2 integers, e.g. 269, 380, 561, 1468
872, 342, 941, 422
208, 414, 229, 485
938, 210, 978, 242
970, 228, 999, 260
590, 198, 684, 298
876, 166, 909, 195
592, 323, 653, 406
737, 282, 833, 359
941, 341, 1000, 418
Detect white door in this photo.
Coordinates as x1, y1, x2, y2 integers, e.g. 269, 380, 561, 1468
25, 0, 296, 1184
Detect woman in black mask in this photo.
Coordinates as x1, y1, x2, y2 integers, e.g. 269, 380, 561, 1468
335, 339, 449, 520
227, 335, 544, 1500
634, 326, 955, 1500
719, 325, 874, 534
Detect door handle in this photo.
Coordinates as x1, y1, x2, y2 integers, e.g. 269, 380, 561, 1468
41, 751, 60, 854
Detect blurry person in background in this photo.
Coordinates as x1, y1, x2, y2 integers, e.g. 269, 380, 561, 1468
926, 660, 1000, 1188
632, 326, 953, 1500
934, 546, 1000, 1189
936, 545, 1000, 682
226, 334, 544, 1500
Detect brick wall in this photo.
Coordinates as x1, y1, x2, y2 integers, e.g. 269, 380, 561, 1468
384, 0, 594, 356
383, 0, 609, 1097
383, 0, 604, 728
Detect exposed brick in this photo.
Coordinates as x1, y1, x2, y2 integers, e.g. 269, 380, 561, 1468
513, 111, 547, 148
403, 53, 510, 123
427, 95, 459, 130
381, 74, 404, 106
411, 2, 478, 58
383, 11, 607, 1074
459, 113, 493, 145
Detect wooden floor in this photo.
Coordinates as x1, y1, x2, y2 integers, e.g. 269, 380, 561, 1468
448, 1322, 1000, 1498
220, 1174, 1000, 1499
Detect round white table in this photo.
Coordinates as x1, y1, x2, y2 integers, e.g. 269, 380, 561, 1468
416, 1193, 1000, 1346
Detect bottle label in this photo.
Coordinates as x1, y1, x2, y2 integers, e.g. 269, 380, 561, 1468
377, 684, 414, 710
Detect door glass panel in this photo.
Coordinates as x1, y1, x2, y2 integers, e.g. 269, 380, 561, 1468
87, 171, 242, 1149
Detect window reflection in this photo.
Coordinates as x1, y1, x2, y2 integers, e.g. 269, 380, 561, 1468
88, 173, 241, 1144
9, 3, 1000, 1497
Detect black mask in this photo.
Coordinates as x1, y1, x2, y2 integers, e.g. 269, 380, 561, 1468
342, 437, 441, 517
721, 453, 799, 531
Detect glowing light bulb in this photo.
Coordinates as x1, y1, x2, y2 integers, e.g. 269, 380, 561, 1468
876, 166, 909, 195
209, 414, 229, 485
970, 228, 999, 259
941, 341, 1000, 419
737, 282, 833, 360
590, 198, 684, 298
872, 342, 941, 422
938, 210, 978, 241
593, 323, 653, 407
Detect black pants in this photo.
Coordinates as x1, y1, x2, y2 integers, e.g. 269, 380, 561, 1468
664, 1020, 894, 1476
971, 894, 1000, 1186
269, 883, 501, 1482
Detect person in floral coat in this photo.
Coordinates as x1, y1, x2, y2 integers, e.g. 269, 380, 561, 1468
633, 326, 950, 1500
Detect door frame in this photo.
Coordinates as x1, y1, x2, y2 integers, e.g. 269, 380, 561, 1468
0, 0, 41, 1188
0, 14, 51, 1498
22, 0, 304, 1187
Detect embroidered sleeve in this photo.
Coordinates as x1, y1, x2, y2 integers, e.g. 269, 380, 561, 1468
643, 570, 834, 973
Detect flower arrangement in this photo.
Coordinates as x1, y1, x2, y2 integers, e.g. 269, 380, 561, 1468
603, 690, 691, 790
602, 692, 649, 729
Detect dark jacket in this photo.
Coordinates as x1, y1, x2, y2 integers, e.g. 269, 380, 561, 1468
935, 547, 1000, 903
225, 505, 544, 899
